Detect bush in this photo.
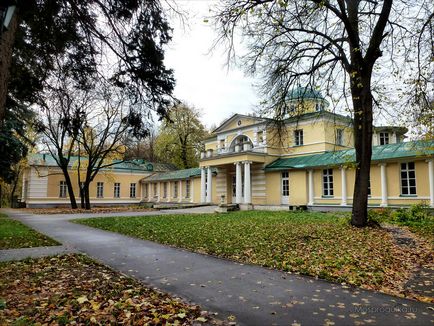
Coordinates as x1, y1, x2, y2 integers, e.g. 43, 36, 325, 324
391, 204, 430, 223
368, 208, 392, 224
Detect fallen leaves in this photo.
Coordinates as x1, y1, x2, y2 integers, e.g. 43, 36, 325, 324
76, 210, 433, 302
27, 206, 154, 215
0, 254, 216, 325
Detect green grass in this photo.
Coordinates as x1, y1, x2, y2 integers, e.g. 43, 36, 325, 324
75, 211, 424, 290
0, 213, 59, 249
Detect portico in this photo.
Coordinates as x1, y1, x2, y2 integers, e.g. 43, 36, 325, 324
199, 151, 267, 207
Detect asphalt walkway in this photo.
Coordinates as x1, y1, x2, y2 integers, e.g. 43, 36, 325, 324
3, 208, 433, 325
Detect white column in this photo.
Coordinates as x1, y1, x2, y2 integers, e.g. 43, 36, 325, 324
178, 180, 183, 203
167, 182, 171, 202
428, 159, 434, 208
200, 167, 206, 203
380, 163, 388, 207
235, 162, 242, 204
308, 170, 314, 206
157, 182, 161, 202
341, 167, 347, 206
207, 166, 213, 203
244, 161, 252, 204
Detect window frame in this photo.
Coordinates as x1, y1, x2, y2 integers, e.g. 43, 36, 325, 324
294, 129, 304, 146
322, 169, 334, 197
163, 182, 168, 198
173, 181, 178, 198
59, 181, 67, 198
114, 182, 120, 198
336, 129, 344, 146
96, 182, 104, 198
281, 172, 289, 197
129, 183, 136, 198
153, 183, 158, 197
144, 183, 149, 198
185, 180, 191, 198
379, 132, 389, 145
400, 162, 417, 196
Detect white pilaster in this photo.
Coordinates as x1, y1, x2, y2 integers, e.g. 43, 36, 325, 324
341, 167, 347, 206
428, 159, 434, 208
380, 163, 388, 207
244, 161, 252, 204
167, 182, 171, 202
201, 167, 206, 203
235, 162, 242, 204
178, 180, 183, 203
308, 170, 314, 206
157, 182, 161, 202
207, 167, 213, 203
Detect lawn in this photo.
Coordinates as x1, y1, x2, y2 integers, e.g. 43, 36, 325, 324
0, 213, 59, 249
0, 254, 212, 325
76, 211, 433, 300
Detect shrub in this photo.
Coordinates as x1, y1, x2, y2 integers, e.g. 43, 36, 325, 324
391, 203, 430, 223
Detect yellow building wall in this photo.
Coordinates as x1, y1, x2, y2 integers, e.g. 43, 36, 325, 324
289, 170, 308, 205
46, 169, 145, 200
265, 172, 282, 205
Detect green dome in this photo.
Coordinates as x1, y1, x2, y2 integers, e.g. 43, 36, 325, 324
286, 87, 325, 101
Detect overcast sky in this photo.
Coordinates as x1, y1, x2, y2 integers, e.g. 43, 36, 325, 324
164, 1, 260, 129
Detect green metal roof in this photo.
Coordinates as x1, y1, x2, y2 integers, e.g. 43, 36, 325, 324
143, 167, 218, 182
28, 153, 177, 172
286, 87, 326, 101
265, 140, 434, 171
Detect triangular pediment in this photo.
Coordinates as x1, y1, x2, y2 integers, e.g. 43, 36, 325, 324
213, 114, 266, 133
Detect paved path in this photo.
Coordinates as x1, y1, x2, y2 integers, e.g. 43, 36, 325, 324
3, 208, 433, 325
0, 245, 77, 262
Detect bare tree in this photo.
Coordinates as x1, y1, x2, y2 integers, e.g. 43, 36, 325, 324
214, 0, 433, 226
35, 75, 89, 209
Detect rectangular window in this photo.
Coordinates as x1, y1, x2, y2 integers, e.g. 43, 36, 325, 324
130, 183, 136, 198
59, 181, 67, 198
379, 132, 389, 145
281, 172, 289, 196
336, 129, 344, 146
144, 184, 149, 198
401, 162, 416, 195
368, 179, 371, 196
322, 169, 334, 197
185, 180, 191, 198
219, 139, 225, 149
97, 182, 104, 198
153, 183, 158, 197
257, 131, 264, 143
173, 181, 178, 198
294, 129, 304, 146
163, 182, 168, 198
114, 183, 120, 198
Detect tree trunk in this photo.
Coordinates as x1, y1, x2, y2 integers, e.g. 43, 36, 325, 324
0, 9, 18, 121
62, 167, 78, 209
84, 183, 91, 210
350, 75, 374, 227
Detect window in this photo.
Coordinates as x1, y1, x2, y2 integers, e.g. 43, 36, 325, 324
114, 183, 120, 198
315, 103, 321, 111
379, 132, 389, 145
144, 184, 149, 198
130, 183, 136, 198
153, 183, 158, 197
323, 169, 334, 196
173, 181, 178, 198
97, 182, 104, 198
336, 129, 344, 146
59, 181, 67, 198
163, 182, 168, 198
401, 162, 416, 195
294, 129, 304, 146
219, 139, 225, 149
257, 131, 264, 143
368, 179, 371, 196
185, 180, 191, 198
281, 172, 289, 196
289, 104, 296, 112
